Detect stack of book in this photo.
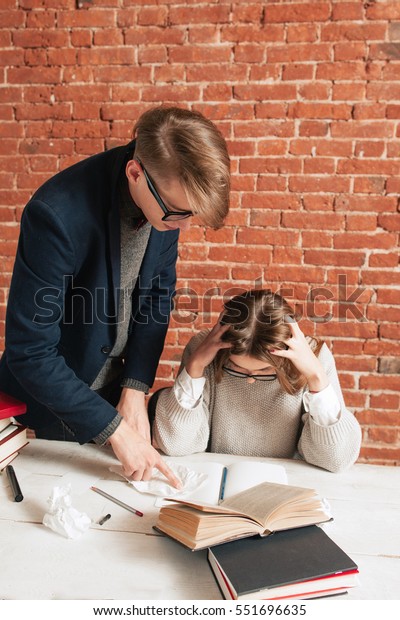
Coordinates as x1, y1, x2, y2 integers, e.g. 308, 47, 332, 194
0, 391, 28, 470
155, 462, 359, 600
208, 526, 359, 600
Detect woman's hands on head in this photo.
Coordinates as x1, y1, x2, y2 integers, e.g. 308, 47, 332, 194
185, 320, 232, 379
270, 317, 329, 392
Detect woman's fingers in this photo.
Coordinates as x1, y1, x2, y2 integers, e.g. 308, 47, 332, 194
269, 347, 290, 357
270, 318, 303, 356
284, 316, 303, 336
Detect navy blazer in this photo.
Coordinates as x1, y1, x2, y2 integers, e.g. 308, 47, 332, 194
0, 142, 179, 443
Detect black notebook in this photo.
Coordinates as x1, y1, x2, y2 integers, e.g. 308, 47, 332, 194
208, 525, 359, 600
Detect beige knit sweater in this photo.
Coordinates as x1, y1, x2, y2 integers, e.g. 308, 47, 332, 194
153, 332, 362, 473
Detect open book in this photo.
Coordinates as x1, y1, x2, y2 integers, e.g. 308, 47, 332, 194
161, 460, 288, 506
155, 481, 332, 551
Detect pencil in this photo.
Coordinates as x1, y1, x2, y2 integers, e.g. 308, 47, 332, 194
91, 486, 143, 517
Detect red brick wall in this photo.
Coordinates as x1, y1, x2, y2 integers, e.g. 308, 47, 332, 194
1, 1, 399, 465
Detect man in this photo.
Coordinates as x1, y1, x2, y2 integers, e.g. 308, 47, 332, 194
0, 106, 230, 483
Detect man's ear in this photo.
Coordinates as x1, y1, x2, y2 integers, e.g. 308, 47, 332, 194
126, 159, 141, 184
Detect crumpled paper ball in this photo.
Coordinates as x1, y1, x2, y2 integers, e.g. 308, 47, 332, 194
42, 484, 91, 539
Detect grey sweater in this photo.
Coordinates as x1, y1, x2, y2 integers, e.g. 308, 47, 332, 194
153, 332, 362, 473
91, 174, 151, 444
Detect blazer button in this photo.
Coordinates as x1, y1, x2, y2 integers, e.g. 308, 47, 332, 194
101, 345, 112, 354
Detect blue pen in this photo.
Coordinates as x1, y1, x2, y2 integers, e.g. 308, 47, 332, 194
218, 467, 228, 503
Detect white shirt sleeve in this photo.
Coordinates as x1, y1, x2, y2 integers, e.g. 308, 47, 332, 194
302, 383, 341, 426
173, 367, 206, 410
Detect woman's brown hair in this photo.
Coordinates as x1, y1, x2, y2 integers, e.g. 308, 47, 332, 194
215, 289, 324, 395
133, 106, 230, 230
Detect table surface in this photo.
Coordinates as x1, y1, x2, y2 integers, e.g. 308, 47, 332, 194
1, 439, 399, 600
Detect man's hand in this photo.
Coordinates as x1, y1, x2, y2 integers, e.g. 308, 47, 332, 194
116, 387, 151, 442
109, 419, 181, 487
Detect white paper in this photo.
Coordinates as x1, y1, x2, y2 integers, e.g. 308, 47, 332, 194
110, 463, 208, 499
42, 485, 91, 539
223, 461, 288, 498
111, 460, 288, 508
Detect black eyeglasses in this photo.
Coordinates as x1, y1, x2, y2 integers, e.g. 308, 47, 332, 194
222, 366, 277, 382
136, 157, 193, 222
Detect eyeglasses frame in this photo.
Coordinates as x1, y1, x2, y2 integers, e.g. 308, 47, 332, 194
222, 365, 277, 382
136, 157, 193, 222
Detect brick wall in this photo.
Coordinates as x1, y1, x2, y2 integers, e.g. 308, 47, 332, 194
1, 0, 399, 465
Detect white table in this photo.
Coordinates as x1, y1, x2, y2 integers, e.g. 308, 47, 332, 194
0, 439, 399, 600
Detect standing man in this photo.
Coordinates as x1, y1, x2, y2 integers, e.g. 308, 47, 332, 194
0, 106, 230, 483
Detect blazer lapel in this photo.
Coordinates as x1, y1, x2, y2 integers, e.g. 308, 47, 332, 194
107, 139, 136, 319
108, 202, 120, 319
138, 227, 161, 289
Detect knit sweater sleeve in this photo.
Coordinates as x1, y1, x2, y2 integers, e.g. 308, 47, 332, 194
297, 344, 362, 473
153, 331, 212, 456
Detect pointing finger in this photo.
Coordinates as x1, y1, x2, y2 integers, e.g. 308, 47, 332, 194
156, 459, 182, 489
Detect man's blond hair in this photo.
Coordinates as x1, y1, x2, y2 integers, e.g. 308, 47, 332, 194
133, 106, 230, 229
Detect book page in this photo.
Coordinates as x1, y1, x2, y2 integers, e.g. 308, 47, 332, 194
182, 461, 225, 505
156, 461, 225, 507
222, 482, 314, 528
223, 461, 288, 499
183, 460, 288, 504
159, 459, 289, 507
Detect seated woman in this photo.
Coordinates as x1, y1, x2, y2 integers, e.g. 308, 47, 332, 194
152, 289, 362, 473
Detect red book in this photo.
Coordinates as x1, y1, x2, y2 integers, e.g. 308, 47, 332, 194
0, 424, 29, 465
0, 451, 19, 470
0, 391, 27, 419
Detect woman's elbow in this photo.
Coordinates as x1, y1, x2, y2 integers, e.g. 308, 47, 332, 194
320, 443, 361, 473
